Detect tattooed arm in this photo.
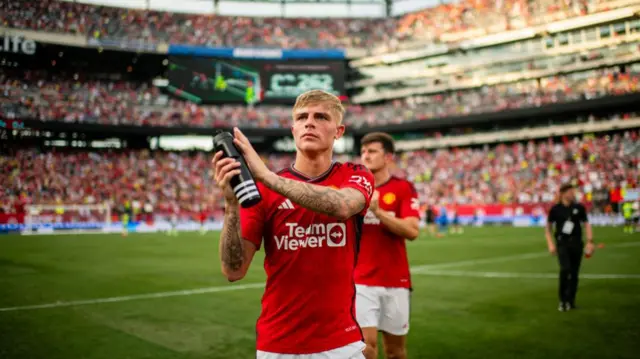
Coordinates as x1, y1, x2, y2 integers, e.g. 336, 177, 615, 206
219, 203, 257, 282
229, 128, 372, 220
262, 172, 367, 220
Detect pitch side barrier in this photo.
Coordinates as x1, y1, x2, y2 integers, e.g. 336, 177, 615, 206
0, 215, 625, 235
0, 201, 631, 234
6, 92, 640, 138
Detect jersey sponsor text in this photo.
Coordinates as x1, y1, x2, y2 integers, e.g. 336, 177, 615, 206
275, 222, 347, 251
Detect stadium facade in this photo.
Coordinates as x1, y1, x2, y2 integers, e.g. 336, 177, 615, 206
1, 0, 639, 234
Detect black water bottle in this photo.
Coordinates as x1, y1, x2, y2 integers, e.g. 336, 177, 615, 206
213, 132, 262, 208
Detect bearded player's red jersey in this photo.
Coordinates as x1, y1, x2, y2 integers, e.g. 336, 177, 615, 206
354, 176, 420, 289
240, 162, 374, 354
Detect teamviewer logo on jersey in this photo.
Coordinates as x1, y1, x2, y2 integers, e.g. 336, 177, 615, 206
275, 223, 347, 251
326, 223, 346, 247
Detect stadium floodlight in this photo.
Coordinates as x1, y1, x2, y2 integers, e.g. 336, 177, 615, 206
23, 203, 112, 236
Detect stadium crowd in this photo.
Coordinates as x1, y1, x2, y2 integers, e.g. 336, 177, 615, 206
0, 0, 622, 50
401, 131, 639, 207
3, 130, 638, 218
1, 68, 637, 128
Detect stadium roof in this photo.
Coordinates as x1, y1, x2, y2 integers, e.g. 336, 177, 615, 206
62, 0, 442, 17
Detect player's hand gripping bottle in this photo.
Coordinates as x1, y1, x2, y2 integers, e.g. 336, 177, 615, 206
214, 131, 262, 208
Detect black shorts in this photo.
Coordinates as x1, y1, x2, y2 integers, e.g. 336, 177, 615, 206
611, 203, 620, 213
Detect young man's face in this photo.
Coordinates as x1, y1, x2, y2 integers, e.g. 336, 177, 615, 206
360, 142, 390, 173
291, 103, 345, 155
562, 188, 576, 203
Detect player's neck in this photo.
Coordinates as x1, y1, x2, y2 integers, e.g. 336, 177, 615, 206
293, 151, 333, 178
373, 168, 391, 187
561, 198, 572, 206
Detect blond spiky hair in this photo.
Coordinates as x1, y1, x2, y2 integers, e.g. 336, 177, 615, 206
292, 89, 345, 124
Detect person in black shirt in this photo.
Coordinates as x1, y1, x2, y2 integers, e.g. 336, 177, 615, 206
425, 205, 436, 237
545, 183, 594, 311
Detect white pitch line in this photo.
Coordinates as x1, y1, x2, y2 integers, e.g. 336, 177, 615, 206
608, 241, 640, 248
0, 283, 264, 313
410, 252, 547, 273
414, 270, 640, 280
411, 241, 640, 273
2, 241, 639, 313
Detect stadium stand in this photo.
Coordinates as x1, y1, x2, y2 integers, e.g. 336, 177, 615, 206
1, 0, 639, 230
400, 130, 639, 207
2, 67, 638, 128
3, 129, 638, 220
0, 0, 632, 50
1, 3, 640, 359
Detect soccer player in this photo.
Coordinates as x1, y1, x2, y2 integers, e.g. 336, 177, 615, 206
198, 205, 208, 235
356, 132, 420, 359
545, 183, 594, 311
450, 205, 463, 234
633, 201, 640, 232
622, 201, 634, 233
424, 203, 436, 237
437, 203, 449, 237
212, 90, 374, 359
120, 197, 131, 237
168, 205, 179, 236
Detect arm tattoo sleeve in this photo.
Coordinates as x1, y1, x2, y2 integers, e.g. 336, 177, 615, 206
264, 174, 365, 219
220, 206, 244, 271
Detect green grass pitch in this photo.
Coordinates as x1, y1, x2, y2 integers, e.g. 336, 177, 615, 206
1, 227, 639, 359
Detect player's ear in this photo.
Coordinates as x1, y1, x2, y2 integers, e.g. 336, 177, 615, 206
335, 124, 345, 139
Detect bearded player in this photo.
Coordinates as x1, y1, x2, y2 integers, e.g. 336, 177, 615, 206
212, 90, 374, 358
356, 132, 420, 359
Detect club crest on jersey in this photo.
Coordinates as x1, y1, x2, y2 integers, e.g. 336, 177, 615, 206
383, 192, 396, 205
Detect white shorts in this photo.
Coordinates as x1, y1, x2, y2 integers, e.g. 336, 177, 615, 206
355, 285, 410, 336
256, 341, 365, 359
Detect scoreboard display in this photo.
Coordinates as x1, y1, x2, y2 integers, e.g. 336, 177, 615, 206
166, 56, 346, 105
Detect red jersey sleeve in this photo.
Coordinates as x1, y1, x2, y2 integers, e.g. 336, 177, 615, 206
239, 183, 267, 249
399, 181, 421, 219
339, 163, 374, 215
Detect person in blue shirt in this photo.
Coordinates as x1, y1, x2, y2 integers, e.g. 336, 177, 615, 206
438, 205, 449, 236
450, 206, 463, 234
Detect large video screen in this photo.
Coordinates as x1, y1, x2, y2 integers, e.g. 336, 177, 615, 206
165, 56, 345, 105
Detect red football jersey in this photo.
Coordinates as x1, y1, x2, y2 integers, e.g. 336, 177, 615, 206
240, 162, 374, 354
354, 176, 420, 289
